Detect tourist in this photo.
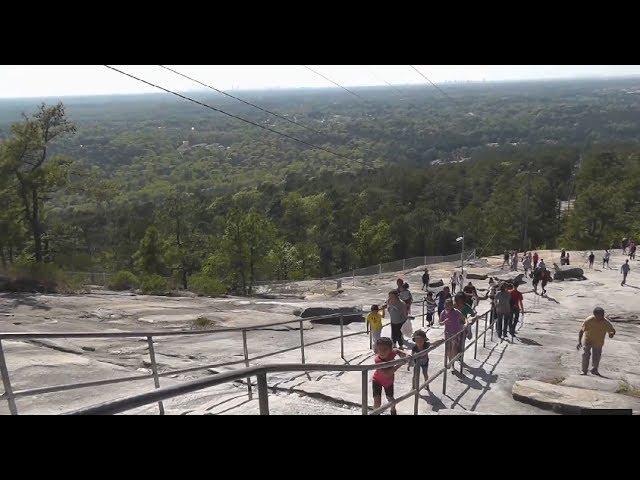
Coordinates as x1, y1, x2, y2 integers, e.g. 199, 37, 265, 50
533, 251, 539, 269
439, 298, 465, 371
577, 307, 616, 376
422, 269, 430, 291
387, 290, 408, 349
523, 253, 532, 277
399, 282, 413, 315
566, 252, 570, 265
588, 251, 595, 269
455, 292, 475, 320
532, 266, 542, 293
494, 283, 512, 341
407, 329, 431, 388
463, 281, 478, 307
371, 337, 408, 415
366, 304, 385, 350
621, 259, 631, 286
560, 249, 566, 266
425, 291, 436, 327
436, 286, 452, 318
541, 267, 551, 295
395, 277, 404, 293
630, 242, 637, 260
487, 277, 497, 321
603, 249, 610, 269
508, 283, 524, 337
502, 250, 509, 269
451, 271, 458, 294
538, 258, 546, 270
510, 251, 518, 271
622, 237, 628, 255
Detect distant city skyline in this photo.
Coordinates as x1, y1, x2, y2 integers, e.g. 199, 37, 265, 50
2, 65, 640, 99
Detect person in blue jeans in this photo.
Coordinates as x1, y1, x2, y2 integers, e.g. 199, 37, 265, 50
493, 283, 512, 341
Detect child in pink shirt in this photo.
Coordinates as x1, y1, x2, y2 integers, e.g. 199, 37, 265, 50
372, 337, 407, 415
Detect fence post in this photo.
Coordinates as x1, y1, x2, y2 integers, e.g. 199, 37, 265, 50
422, 300, 425, 327
402, 259, 406, 270
146, 336, 165, 415
490, 313, 494, 342
379, 264, 382, 274
300, 320, 311, 380
442, 345, 448, 395
483, 312, 487, 348
257, 372, 269, 415
424, 255, 427, 266
340, 315, 345, 361
369, 327, 372, 350
361, 370, 368, 415
413, 363, 420, 415
474, 316, 479, 359
0, 339, 18, 415
242, 330, 253, 400
460, 333, 465, 373
352, 270, 355, 286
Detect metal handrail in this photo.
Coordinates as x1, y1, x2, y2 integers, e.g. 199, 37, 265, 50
0, 309, 378, 414
67, 308, 495, 415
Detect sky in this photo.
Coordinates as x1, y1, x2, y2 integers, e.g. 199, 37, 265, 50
2, 65, 640, 99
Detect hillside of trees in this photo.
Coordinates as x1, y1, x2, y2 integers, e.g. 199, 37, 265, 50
1, 77, 640, 294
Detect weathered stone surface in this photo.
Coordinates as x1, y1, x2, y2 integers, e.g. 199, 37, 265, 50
552, 263, 586, 281
466, 273, 488, 280
300, 307, 363, 325
496, 273, 526, 286
512, 379, 640, 414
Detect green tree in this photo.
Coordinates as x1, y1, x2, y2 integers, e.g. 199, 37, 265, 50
134, 226, 166, 275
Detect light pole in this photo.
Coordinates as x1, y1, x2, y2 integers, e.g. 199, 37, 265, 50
456, 235, 464, 276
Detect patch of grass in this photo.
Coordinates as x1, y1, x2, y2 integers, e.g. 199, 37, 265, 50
616, 381, 640, 398
190, 316, 216, 330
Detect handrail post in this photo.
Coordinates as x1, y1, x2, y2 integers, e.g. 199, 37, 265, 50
369, 327, 372, 350
474, 316, 479, 359
442, 342, 448, 395
378, 264, 382, 274
490, 312, 494, 342
146, 336, 165, 415
459, 333, 465, 373
361, 370, 368, 415
0, 339, 18, 415
422, 300, 425, 328
257, 372, 269, 415
242, 330, 253, 400
483, 312, 487, 348
299, 320, 311, 380
402, 258, 406, 270
340, 315, 345, 361
413, 363, 420, 415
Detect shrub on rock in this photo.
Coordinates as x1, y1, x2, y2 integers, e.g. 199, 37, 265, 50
107, 270, 139, 290
139, 274, 169, 295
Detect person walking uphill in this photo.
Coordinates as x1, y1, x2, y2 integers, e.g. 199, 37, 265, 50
422, 269, 430, 291
508, 283, 524, 337
386, 291, 408, 349
577, 307, 616, 376
439, 298, 465, 372
366, 304, 386, 350
494, 283, 512, 341
621, 259, 631, 286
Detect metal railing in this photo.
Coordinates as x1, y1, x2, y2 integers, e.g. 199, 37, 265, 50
68, 307, 495, 415
0, 293, 497, 415
0, 309, 386, 415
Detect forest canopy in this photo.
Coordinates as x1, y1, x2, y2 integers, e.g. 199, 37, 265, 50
1, 77, 640, 293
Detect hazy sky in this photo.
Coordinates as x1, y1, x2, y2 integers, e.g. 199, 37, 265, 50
2, 65, 640, 99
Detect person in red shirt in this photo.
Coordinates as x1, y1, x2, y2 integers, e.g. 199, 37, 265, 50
371, 337, 407, 415
508, 283, 524, 337
533, 252, 539, 269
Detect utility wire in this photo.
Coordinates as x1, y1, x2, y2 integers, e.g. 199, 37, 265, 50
302, 65, 367, 101
409, 65, 457, 103
104, 65, 369, 166
158, 65, 325, 137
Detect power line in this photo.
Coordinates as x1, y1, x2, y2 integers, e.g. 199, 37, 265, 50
409, 65, 457, 103
158, 65, 325, 137
104, 65, 369, 167
302, 65, 367, 101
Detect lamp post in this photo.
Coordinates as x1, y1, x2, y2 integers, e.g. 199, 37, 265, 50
456, 235, 464, 277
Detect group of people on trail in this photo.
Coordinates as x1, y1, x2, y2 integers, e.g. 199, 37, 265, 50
490, 280, 524, 341
502, 250, 520, 271
621, 238, 637, 259
366, 272, 480, 414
